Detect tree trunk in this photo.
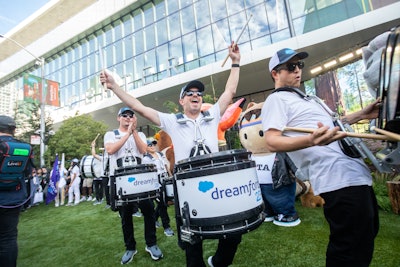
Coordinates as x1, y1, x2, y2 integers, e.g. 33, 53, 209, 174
387, 181, 400, 214
314, 71, 344, 114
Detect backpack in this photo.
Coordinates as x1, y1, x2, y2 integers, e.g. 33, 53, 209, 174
0, 136, 33, 190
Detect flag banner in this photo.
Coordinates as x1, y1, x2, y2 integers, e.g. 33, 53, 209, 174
23, 73, 42, 103
46, 155, 60, 204
23, 74, 60, 107
46, 79, 60, 107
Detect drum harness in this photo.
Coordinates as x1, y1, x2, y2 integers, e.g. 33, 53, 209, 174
274, 87, 392, 173
175, 111, 214, 157
174, 110, 216, 244
113, 129, 139, 167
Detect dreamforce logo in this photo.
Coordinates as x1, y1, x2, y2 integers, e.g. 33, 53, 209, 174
127, 176, 158, 186
198, 179, 261, 200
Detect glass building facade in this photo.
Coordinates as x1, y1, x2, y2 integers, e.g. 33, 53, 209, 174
0, 0, 398, 112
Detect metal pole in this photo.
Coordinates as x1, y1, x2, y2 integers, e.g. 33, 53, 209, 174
40, 58, 45, 167
0, 34, 46, 166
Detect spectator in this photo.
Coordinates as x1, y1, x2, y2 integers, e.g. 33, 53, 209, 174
66, 159, 81, 206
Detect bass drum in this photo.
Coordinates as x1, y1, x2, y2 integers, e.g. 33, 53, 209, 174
80, 155, 102, 178
174, 149, 264, 243
378, 25, 400, 134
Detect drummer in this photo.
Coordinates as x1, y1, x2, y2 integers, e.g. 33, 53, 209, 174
142, 139, 175, 237
260, 47, 381, 266
104, 107, 163, 264
100, 41, 241, 266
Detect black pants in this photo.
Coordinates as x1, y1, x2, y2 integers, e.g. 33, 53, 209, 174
154, 199, 171, 229
185, 235, 242, 267
0, 207, 20, 267
119, 199, 157, 250
321, 185, 379, 267
102, 177, 110, 205
93, 179, 103, 201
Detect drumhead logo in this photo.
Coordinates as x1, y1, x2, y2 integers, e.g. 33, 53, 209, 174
127, 176, 158, 186
198, 180, 261, 201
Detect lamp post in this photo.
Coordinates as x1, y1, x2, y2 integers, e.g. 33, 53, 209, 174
0, 34, 46, 167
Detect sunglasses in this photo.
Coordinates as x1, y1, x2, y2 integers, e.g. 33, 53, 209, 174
183, 90, 203, 97
120, 113, 134, 118
276, 61, 305, 72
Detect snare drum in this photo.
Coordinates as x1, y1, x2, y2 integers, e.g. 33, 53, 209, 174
80, 155, 102, 178
174, 149, 264, 242
163, 177, 174, 199
110, 164, 160, 208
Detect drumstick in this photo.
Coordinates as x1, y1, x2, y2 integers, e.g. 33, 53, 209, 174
221, 14, 253, 67
283, 126, 398, 141
98, 46, 107, 91
92, 133, 100, 143
371, 126, 400, 141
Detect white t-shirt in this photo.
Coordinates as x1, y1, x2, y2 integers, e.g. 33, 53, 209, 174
104, 129, 146, 175
158, 104, 220, 163
251, 153, 276, 184
261, 91, 371, 195
70, 164, 81, 186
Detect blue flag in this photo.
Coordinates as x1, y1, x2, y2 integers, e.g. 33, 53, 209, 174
46, 155, 60, 205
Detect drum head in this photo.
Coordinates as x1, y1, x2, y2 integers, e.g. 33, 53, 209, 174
176, 149, 251, 171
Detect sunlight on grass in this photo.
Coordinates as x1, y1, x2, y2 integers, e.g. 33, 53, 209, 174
17, 200, 400, 267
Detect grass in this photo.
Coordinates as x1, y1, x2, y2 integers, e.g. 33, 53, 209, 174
18, 200, 400, 267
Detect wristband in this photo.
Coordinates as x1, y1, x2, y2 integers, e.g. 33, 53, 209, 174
231, 64, 240, 68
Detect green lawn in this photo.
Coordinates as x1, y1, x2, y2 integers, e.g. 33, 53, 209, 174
18, 200, 400, 267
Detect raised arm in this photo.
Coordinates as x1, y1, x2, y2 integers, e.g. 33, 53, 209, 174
217, 42, 241, 115
99, 71, 161, 126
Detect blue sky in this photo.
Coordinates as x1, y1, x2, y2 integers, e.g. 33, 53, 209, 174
0, 0, 51, 35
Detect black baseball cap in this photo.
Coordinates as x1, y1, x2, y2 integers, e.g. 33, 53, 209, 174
0, 115, 16, 131
180, 80, 205, 99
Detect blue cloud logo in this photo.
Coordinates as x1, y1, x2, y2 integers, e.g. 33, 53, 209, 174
128, 177, 136, 183
198, 181, 214, 192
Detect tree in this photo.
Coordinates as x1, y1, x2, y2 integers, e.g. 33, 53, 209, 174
14, 99, 53, 167
45, 114, 108, 164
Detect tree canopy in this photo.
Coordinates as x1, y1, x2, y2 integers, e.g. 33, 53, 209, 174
45, 114, 108, 166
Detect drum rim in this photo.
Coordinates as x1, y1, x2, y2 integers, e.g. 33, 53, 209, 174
176, 149, 250, 165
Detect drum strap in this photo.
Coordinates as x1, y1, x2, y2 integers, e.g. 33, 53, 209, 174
274, 87, 362, 158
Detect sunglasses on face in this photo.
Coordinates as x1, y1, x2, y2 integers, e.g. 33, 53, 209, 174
183, 90, 203, 97
120, 113, 134, 118
276, 61, 305, 72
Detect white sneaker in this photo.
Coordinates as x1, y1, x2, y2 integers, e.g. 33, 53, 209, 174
87, 196, 93, 201
80, 196, 87, 202
207, 256, 215, 267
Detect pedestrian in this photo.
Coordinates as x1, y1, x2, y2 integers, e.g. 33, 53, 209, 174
261, 47, 380, 266
104, 107, 163, 264
100, 41, 241, 267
